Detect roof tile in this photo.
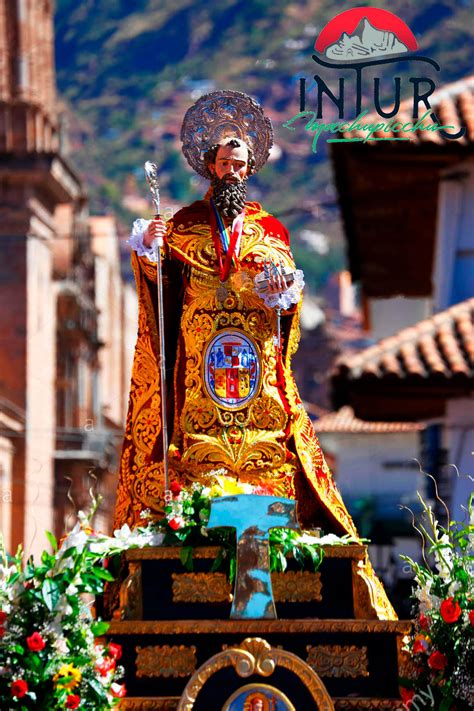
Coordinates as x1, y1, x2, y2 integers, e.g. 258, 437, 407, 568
334, 298, 474, 382
314, 406, 424, 433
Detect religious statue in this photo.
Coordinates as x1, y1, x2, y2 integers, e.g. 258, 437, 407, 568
113, 90, 367, 543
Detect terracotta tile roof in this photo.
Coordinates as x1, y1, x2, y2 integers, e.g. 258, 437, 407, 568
345, 75, 474, 145
313, 406, 424, 434
334, 298, 474, 382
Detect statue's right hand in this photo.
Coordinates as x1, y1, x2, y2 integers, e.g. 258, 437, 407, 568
143, 217, 167, 247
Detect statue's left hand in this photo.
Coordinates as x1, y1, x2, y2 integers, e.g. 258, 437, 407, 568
266, 263, 296, 294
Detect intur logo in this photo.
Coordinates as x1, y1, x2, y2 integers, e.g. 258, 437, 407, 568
283, 6, 466, 152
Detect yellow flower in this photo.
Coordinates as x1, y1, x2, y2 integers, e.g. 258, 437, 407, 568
210, 475, 253, 497
53, 663, 82, 690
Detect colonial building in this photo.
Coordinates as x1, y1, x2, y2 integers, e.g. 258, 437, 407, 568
330, 75, 474, 523
0, 1, 134, 554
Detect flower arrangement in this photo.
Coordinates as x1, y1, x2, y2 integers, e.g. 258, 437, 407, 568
0, 474, 359, 708
399, 491, 474, 710
145, 472, 359, 580
0, 497, 161, 709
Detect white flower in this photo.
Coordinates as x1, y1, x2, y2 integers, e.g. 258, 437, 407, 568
298, 532, 323, 545
59, 524, 89, 554
146, 531, 164, 546
448, 580, 462, 597
56, 597, 73, 616
53, 637, 69, 654
88, 538, 116, 555
66, 583, 78, 596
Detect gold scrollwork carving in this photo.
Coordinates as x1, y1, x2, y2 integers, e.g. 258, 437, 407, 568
114, 562, 143, 621
177, 637, 334, 711
136, 645, 197, 678
118, 699, 179, 710
352, 557, 397, 621
272, 571, 322, 603
306, 644, 369, 678
108, 619, 412, 636
170, 570, 321, 604
172, 572, 232, 603
334, 700, 405, 709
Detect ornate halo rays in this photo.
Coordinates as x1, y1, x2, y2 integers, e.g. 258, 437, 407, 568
181, 90, 273, 178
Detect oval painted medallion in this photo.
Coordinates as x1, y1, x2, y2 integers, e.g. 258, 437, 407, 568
203, 329, 261, 410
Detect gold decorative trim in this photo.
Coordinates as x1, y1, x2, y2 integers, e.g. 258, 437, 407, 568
334, 700, 404, 709
272, 571, 322, 602
136, 645, 197, 678
108, 618, 411, 636
113, 562, 143, 621
172, 572, 232, 603
177, 637, 334, 711
170, 570, 321, 604
306, 644, 369, 678
118, 699, 179, 710
352, 557, 397, 621
320, 544, 367, 559
118, 698, 405, 710
125, 544, 367, 561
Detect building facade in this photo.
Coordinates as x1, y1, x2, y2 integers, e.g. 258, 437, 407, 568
0, 1, 134, 554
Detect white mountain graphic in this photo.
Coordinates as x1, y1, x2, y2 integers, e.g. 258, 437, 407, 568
325, 18, 408, 61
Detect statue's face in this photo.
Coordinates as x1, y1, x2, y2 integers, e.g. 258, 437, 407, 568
209, 142, 249, 182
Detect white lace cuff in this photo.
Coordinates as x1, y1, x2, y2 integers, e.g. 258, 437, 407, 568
258, 269, 305, 310
127, 218, 158, 263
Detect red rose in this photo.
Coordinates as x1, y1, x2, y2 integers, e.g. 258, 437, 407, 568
428, 650, 448, 670
168, 517, 182, 531
96, 657, 116, 676
110, 682, 127, 698
169, 481, 183, 497
0, 610, 7, 624
11, 679, 28, 698
419, 613, 430, 630
107, 642, 122, 660
468, 610, 474, 627
65, 695, 80, 709
440, 597, 461, 624
400, 687, 415, 704
26, 631, 45, 652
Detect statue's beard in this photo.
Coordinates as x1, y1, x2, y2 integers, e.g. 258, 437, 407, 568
211, 175, 248, 219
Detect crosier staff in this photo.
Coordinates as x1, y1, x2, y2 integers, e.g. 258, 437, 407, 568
144, 161, 170, 495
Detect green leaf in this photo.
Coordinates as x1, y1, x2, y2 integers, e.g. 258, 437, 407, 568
45, 530, 58, 552
229, 557, 236, 585
92, 568, 115, 582
42, 579, 61, 611
91, 620, 110, 636
210, 548, 224, 573
87, 674, 107, 698
439, 697, 454, 711
180, 546, 194, 571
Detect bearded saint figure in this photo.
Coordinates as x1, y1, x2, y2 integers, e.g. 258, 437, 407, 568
113, 90, 395, 619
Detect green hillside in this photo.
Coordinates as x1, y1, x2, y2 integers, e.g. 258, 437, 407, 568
54, 0, 474, 288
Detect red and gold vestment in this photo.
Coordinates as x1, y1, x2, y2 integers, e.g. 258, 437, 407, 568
114, 199, 358, 539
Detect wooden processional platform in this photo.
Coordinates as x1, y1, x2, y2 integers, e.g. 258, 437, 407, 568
102, 545, 410, 710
